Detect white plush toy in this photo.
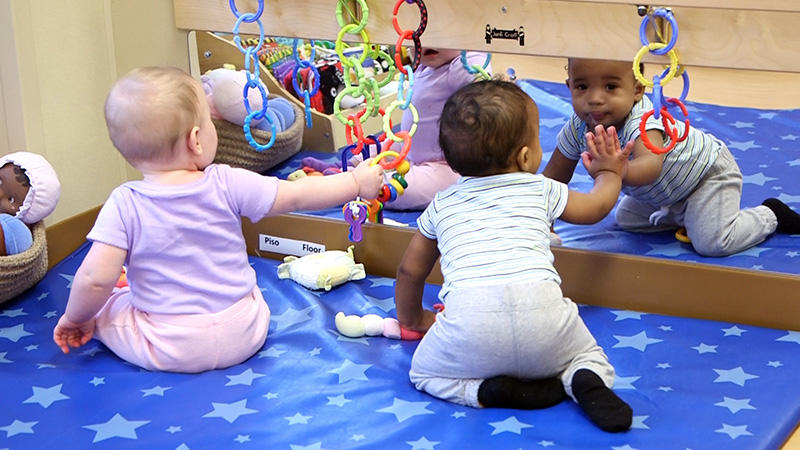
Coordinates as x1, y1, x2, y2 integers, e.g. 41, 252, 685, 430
277, 245, 366, 291
334, 312, 404, 339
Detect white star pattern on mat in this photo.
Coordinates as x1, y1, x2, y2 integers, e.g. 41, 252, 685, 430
631, 415, 649, 429
692, 343, 718, 354
715, 397, 756, 414
742, 172, 778, 186
83, 413, 150, 443
489, 416, 533, 435
364, 295, 395, 312
285, 412, 311, 425
271, 306, 314, 332
377, 398, 435, 422
226, 368, 266, 386
727, 140, 761, 151
0, 419, 38, 437
776, 331, 800, 345
326, 394, 351, 406
141, 386, 171, 397
614, 376, 641, 390
0, 308, 26, 318
713, 367, 759, 386
613, 331, 663, 351
23, 384, 69, 408
327, 359, 371, 383
0, 324, 33, 342
258, 346, 287, 358
611, 310, 647, 321
715, 423, 754, 440
368, 277, 395, 288
203, 399, 257, 423
645, 243, 695, 257
407, 436, 439, 450
722, 326, 747, 337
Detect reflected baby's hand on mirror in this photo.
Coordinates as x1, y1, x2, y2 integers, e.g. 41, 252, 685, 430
581, 124, 632, 179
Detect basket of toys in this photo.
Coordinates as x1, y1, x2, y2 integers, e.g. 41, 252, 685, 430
0, 221, 48, 304
212, 94, 304, 173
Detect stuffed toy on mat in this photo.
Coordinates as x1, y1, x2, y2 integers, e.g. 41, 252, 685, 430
277, 245, 365, 291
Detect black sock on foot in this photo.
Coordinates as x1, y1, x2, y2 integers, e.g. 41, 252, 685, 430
763, 198, 800, 234
477, 375, 566, 410
571, 369, 632, 432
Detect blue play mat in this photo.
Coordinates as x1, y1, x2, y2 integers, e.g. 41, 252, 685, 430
1, 243, 798, 448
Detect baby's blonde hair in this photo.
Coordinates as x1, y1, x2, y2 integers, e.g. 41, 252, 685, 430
104, 66, 203, 165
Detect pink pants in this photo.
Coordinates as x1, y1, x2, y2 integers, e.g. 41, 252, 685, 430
385, 161, 460, 211
93, 286, 270, 373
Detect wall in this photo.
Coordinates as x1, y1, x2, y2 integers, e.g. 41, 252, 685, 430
0, 0, 189, 225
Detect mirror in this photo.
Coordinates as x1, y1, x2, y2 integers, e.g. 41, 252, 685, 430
192, 31, 800, 278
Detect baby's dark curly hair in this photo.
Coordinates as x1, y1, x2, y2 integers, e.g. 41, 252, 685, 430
438, 79, 536, 176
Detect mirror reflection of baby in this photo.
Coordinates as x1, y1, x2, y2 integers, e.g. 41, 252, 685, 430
305, 47, 491, 211
0, 152, 61, 256
52, 66, 383, 373
544, 58, 800, 256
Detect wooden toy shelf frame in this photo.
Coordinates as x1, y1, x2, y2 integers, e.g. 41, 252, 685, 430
170, 1, 800, 445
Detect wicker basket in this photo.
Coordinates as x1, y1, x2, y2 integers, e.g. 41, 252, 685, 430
0, 221, 48, 304
213, 95, 305, 173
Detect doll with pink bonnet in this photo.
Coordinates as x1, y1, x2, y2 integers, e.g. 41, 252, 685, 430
0, 152, 61, 256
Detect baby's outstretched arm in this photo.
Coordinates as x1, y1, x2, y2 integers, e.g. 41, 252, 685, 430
53, 242, 126, 353
270, 159, 384, 215
395, 231, 439, 334
561, 125, 631, 225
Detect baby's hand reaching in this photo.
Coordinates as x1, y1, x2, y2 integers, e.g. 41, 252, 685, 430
53, 315, 96, 354
351, 158, 384, 200
581, 124, 632, 179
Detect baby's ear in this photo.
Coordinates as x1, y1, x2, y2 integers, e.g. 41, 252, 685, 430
186, 125, 202, 155
634, 81, 646, 101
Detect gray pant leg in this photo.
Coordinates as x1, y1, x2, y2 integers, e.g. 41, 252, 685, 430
615, 195, 680, 232
409, 281, 615, 408
683, 145, 777, 256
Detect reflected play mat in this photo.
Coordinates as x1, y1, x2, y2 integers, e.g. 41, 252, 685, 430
266, 79, 800, 276
1, 243, 799, 449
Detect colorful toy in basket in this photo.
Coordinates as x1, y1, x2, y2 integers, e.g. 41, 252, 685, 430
0, 152, 60, 256
277, 245, 365, 291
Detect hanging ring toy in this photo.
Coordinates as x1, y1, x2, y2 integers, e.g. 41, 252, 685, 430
639, 8, 678, 55
633, 42, 678, 88
460, 51, 492, 80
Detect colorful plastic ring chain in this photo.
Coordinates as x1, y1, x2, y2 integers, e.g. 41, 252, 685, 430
633, 42, 678, 88
639, 8, 678, 55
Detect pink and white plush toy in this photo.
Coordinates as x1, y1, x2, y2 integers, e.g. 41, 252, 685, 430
334, 312, 424, 340
201, 68, 295, 132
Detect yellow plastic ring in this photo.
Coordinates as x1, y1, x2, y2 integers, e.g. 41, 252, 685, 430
395, 159, 410, 176
633, 43, 678, 88
675, 227, 691, 244
371, 150, 400, 166
388, 178, 405, 196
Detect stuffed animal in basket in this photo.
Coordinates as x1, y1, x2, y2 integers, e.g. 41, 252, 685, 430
277, 245, 365, 291
201, 67, 296, 132
0, 152, 60, 256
